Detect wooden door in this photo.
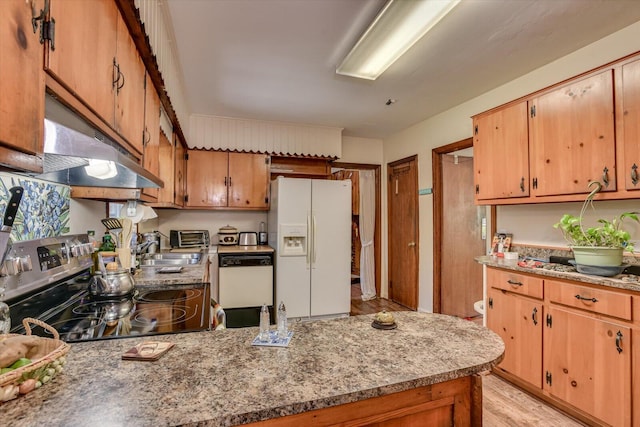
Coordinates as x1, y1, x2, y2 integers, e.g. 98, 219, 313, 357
487, 288, 543, 388
0, 0, 44, 162
174, 137, 186, 207
114, 12, 145, 153
473, 101, 529, 200
387, 156, 418, 310
186, 150, 228, 207
155, 130, 175, 205
545, 307, 631, 426
142, 73, 160, 200
619, 58, 640, 191
530, 71, 616, 196
228, 152, 270, 208
46, 0, 117, 126
441, 154, 483, 318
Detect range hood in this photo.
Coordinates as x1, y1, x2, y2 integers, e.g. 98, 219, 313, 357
33, 95, 163, 189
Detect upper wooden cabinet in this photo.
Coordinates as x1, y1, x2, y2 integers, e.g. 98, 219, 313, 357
0, 0, 45, 172
174, 136, 186, 208
141, 73, 161, 201
186, 150, 270, 210
473, 101, 529, 201
529, 71, 616, 196
45, 0, 144, 155
617, 57, 640, 192
148, 130, 183, 208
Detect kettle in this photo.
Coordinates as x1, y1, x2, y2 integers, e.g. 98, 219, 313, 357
89, 269, 136, 297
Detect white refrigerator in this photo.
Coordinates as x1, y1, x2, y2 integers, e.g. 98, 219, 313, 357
268, 176, 351, 319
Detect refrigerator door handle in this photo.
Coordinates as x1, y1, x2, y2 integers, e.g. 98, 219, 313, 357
312, 214, 317, 266
306, 214, 312, 268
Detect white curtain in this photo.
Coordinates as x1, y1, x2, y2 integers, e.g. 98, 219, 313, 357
359, 170, 376, 301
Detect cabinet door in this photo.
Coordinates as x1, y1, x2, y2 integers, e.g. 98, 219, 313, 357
186, 150, 228, 207
174, 137, 186, 207
545, 307, 631, 426
46, 0, 117, 126
487, 288, 543, 388
0, 0, 44, 161
530, 71, 616, 196
473, 101, 529, 200
142, 74, 160, 200
619, 58, 640, 191
228, 152, 270, 208
154, 130, 174, 205
114, 13, 145, 153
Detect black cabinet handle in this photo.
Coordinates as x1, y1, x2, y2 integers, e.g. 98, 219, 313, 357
575, 294, 598, 303
631, 164, 638, 186
532, 307, 538, 326
507, 279, 523, 287
616, 331, 623, 354
602, 166, 609, 187
520, 177, 525, 193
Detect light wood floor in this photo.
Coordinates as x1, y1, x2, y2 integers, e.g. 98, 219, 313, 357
350, 284, 586, 426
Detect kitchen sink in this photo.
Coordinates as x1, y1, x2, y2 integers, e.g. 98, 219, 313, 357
140, 252, 202, 266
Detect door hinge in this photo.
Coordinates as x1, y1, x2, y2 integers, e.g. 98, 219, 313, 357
474, 124, 478, 135
185, 152, 189, 161
265, 157, 270, 164
530, 105, 536, 118
546, 313, 552, 327
41, 18, 56, 50
264, 197, 269, 204
184, 194, 189, 203
488, 297, 493, 309
545, 371, 552, 386
532, 177, 538, 189
475, 184, 479, 195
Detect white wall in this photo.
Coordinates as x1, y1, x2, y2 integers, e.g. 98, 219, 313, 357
341, 136, 383, 164
140, 209, 267, 249
382, 21, 640, 313
68, 199, 106, 236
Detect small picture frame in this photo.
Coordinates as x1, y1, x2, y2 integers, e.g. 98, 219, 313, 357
490, 233, 512, 256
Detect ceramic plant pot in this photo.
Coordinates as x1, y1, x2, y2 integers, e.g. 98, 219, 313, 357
571, 246, 624, 267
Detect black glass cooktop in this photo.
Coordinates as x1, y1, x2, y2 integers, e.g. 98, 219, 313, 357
8, 274, 210, 342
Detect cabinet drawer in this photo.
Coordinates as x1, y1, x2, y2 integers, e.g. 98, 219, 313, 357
547, 280, 632, 320
487, 268, 543, 299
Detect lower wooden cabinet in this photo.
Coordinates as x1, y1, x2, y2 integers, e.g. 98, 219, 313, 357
486, 267, 636, 426
487, 287, 543, 388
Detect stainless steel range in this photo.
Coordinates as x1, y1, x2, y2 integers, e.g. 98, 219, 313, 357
2, 235, 210, 342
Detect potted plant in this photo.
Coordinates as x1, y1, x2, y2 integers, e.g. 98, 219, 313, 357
553, 182, 639, 268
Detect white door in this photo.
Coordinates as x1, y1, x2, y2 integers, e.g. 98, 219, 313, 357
273, 178, 312, 318
310, 179, 351, 316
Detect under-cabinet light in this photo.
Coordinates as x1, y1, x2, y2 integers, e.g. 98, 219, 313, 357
84, 159, 118, 180
336, 0, 460, 80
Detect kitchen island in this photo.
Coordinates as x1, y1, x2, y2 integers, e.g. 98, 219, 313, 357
3, 312, 503, 426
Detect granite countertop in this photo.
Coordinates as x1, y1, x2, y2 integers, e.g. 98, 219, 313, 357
3, 312, 504, 427
477, 255, 640, 293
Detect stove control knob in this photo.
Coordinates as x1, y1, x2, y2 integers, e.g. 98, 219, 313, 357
19, 255, 32, 272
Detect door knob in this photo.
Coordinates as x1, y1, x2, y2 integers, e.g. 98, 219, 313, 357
408, 242, 416, 247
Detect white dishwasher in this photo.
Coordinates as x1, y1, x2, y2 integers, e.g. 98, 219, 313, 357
218, 251, 274, 327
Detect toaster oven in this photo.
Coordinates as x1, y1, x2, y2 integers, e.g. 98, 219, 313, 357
170, 230, 210, 248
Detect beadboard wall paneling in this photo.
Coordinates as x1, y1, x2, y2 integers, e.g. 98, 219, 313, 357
189, 115, 343, 157
134, 0, 190, 133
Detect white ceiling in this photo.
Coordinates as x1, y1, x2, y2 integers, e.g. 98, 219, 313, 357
165, 0, 640, 139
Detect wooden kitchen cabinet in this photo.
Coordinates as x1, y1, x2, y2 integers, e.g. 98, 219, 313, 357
617, 57, 640, 192
473, 101, 530, 201
150, 130, 184, 208
186, 150, 270, 210
528, 70, 616, 196
0, 0, 45, 172
487, 267, 636, 426
141, 73, 161, 200
486, 269, 543, 388
45, 0, 144, 155
174, 135, 186, 208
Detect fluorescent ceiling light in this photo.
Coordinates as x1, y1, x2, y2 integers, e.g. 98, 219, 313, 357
337, 0, 460, 80
84, 159, 118, 180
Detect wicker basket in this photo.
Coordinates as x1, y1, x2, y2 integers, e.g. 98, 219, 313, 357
0, 318, 70, 403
